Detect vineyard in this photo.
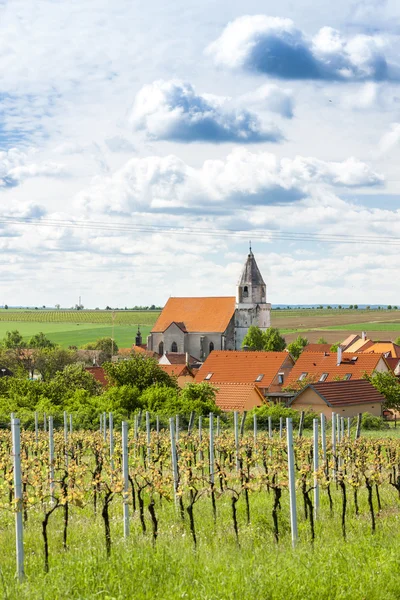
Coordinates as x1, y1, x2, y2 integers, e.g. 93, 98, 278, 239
0, 310, 160, 326
2, 415, 400, 599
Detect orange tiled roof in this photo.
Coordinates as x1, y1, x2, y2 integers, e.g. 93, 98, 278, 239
151, 297, 235, 333
291, 379, 386, 408
214, 382, 265, 412
363, 342, 400, 358
131, 345, 158, 358
340, 334, 360, 350
303, 344, 332, 353
194, 351, 293, 388
159, 364, 193, 377
286, 351, 388, 385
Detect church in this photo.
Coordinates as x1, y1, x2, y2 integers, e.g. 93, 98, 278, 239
147, 248, 271, 361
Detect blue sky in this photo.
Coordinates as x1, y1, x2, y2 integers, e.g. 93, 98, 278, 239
1, 0, 400, 307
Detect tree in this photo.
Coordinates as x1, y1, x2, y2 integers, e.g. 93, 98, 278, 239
263, 327, 286, 352
287, 335, 308, 360
242, 325, 265, 351
317, 337, 328, 344
2, 330, 24, 349
103, 355, 177, 392
46, 363, 102, 402
388, 305, 392, 310
330, 342, 341, 352
354, 304, 358, 310
82, 337, 118, 359
29, 332, 55, 349
364, 371, 400, 410
34, 348, 77, 381
4, 304, 8, 310
179, 382, 220, 415
395, 337, 400, 346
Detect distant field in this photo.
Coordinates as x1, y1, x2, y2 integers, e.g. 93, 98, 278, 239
0, 322, 152, 348
0, 310, 160, 326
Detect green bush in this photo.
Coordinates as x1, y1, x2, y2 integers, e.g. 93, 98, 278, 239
361, 412, 388, 430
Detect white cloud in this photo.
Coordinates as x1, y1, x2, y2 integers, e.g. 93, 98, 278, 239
378, 123, 400, 154
129, 79, 284, 143
76, 148, 383, 216
206, 15, 396, 81
0, 148, 66, 187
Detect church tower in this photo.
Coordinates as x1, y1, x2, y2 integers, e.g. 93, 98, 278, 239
234, 247, 271, 349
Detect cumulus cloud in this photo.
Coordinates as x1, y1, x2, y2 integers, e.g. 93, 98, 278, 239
77, 148, 383, 216
0, 148, 66, 187
206, 15, 396, 81
130, 80, 284, 143
378, 123, 400, 154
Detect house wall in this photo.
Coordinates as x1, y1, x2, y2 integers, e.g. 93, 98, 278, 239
375, 357, 390, 373
291, 388, 383, 418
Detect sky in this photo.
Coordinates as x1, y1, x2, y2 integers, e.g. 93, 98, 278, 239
1, 0, 400, 307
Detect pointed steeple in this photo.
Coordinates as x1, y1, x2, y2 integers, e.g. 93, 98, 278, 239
237, 249, 266, 305
238, 248, 265, 287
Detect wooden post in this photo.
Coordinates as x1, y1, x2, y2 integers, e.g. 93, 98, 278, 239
122, 421, 129, 537
34, 411, 38, 444
313, 418, 319, 519
11, 418, 24, 581
240, 411, 247, 437
355, 413, 362, 440
169, 418, 178, 505
298, 411, 305, 438
187, 411, 195, 435
286, 418, 298, 547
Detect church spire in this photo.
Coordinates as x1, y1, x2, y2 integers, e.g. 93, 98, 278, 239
237, 248, 266, 305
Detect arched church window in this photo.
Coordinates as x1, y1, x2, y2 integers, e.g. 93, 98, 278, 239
159, 341, 164, 355
209, 342, 214, 354
243, 286, 248, 298
171, 341, 178, 353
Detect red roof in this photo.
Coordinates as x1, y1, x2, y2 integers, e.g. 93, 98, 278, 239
214, 383, 265, 412
286, 351, 388, 386
85, 367, 108, 386
303, 344, 332, 353
152, 297, 235, 333
291, 379, 386, 408
159, 364, 193, 377
194, 351, 294, 390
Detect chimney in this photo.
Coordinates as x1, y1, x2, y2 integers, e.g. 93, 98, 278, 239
185, 352, 190, 367
362, 331, 366, 340
337, 346, 342, 366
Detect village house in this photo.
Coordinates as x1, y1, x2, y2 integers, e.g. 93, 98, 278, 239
285, 348, 390, 389
213, 382, 265, 412
158, 364, 195, 388
289, 379, 386, 418
194, 350, 294, 403
147, 248, 271, 360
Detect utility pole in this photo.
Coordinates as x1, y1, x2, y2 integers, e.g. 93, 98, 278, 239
111, 310, 116, 356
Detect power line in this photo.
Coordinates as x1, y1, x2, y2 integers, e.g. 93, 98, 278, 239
1, 215, 400, 246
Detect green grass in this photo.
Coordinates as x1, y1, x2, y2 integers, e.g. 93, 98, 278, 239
0, 310, 160, 326
2, 478, 400, 599
320, 322, 400, 332
0, 322, 152, 348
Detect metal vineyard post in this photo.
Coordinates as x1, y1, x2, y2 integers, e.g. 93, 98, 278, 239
209, 413, 214, 485
286, 418, 298, 547
146, 411, 151, 463
313, 418, 319, 519
169, 418, 178, 505
11, 417, 24, 581
320, 413, 327, 463
49, 416, 55, 505
332, 413, 337, 482
34, 411, 39, 444
109, 412, 114, 471
234, 411, 239, 471
122, 421, 129, 538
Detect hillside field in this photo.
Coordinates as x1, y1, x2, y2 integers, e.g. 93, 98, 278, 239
0, 308, 399, 348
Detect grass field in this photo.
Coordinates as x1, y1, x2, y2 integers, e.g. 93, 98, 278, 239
0, 308, 399, 349
0, 322, 152, 348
